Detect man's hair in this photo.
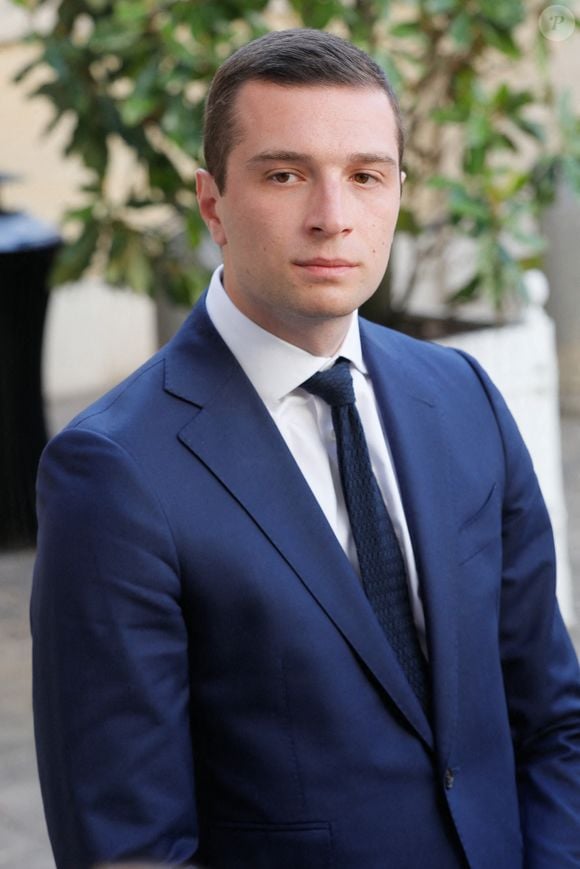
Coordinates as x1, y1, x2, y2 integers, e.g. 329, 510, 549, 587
203, 28, 404, 192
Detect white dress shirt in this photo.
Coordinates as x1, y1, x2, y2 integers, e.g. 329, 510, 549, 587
205, 266, 427, 650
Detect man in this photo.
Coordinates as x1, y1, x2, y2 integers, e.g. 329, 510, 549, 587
32, 28, 580, 869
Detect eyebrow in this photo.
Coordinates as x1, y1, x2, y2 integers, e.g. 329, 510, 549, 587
246, 150, 398, 168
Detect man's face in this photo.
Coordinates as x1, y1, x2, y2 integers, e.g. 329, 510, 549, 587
197, 80, 403, 351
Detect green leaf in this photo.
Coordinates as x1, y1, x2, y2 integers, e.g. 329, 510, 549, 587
512, 117, 546, 142
507, 227, 546, 253
448, 187, 491, 223
447, 275, 481, 306
531, 156, 560, 206
120, 94, 158, 126
125, 237, 154, 294
464, 147, 486, 176
480, 21, 521, 58
425, 0, 458, 13
159, 260, 209, 306
185, 211, 205, 248
495, 171, 529, 198
466, 113, 493, 148
427, 175, 458, 191
449, 12, 473, 48
493, 133, 518, 153
491, 84, 534, 113
85, 0, 112, 12
50, 221, 100, 285
12, 56, 41, 84
65, 205, 96, 222
431, 105, 469, 124
287, 0, 341, 29
126, 196, 157, 209
389, 21, 424, 39
396, 208, 420, 234
561, 156, 580, 196
89, 25, 144, 53
518, 254, 543, 271
479, 0, 525, 30
115, 0, 151, 25
64, 117, 108, 176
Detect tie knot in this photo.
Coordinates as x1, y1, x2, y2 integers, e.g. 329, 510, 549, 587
301, 357, 355, 407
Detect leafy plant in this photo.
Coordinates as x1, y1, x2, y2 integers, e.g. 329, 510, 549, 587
10, 0, 580, 318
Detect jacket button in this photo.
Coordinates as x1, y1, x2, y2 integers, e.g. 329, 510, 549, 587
444, 768, 455, 790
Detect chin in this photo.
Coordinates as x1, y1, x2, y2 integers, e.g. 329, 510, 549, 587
317, 291, 374, 316
300, 301, 361, 321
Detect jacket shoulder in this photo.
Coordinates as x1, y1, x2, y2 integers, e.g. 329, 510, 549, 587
359, 316, 484, 387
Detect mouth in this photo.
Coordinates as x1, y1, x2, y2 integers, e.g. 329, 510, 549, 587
293, 258, 359, 277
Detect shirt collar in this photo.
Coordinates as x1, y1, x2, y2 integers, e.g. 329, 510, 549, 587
205, 265, 368, 408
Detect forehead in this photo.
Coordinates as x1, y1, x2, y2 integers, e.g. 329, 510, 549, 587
230, 80, 398, 164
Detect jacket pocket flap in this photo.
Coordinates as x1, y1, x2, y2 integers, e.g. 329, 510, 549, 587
207, 821, 334, 869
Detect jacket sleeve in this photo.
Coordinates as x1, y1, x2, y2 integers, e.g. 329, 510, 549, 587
457, 350, 580, 868
31, 425, 199, 868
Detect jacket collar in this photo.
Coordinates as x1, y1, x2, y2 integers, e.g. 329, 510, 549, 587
163, 300, 459, 757
361, 320, 459, 768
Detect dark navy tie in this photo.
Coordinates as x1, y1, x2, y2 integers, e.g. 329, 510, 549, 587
302, 357, 430, 712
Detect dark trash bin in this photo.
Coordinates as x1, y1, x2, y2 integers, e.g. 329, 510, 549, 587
0, 204, 60, 549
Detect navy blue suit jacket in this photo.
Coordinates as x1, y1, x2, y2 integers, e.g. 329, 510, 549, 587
32, 298, 580, 868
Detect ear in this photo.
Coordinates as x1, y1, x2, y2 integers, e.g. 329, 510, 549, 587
400, 170, 407, 186
196, 169, 227, 246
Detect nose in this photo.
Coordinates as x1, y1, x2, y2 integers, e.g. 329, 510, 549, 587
305, 180, 353, 237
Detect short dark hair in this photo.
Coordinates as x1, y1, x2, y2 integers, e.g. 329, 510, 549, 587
203, 28, 404, 193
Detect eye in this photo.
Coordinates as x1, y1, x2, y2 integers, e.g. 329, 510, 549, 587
268, 171, 300, 184
352, 172, 379, 186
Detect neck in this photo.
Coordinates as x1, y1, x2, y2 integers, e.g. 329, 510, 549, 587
264, 313, 353, 357
222, 285, 354, 357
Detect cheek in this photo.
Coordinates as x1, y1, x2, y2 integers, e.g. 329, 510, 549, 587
227, 204, 284, 250
368, 207, 398, 246
365, 215, 392, 244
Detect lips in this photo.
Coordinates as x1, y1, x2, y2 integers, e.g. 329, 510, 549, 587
293, 258, 359, 279
295, 258, 357, 268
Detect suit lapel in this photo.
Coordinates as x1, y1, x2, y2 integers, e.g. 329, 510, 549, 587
361, 321, 459, 767
164, 300, 433, 749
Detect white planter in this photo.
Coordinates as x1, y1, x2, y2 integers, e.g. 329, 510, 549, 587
541, 182, 580, 415
43, 280, 157, 401
435, 273, 574, 625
